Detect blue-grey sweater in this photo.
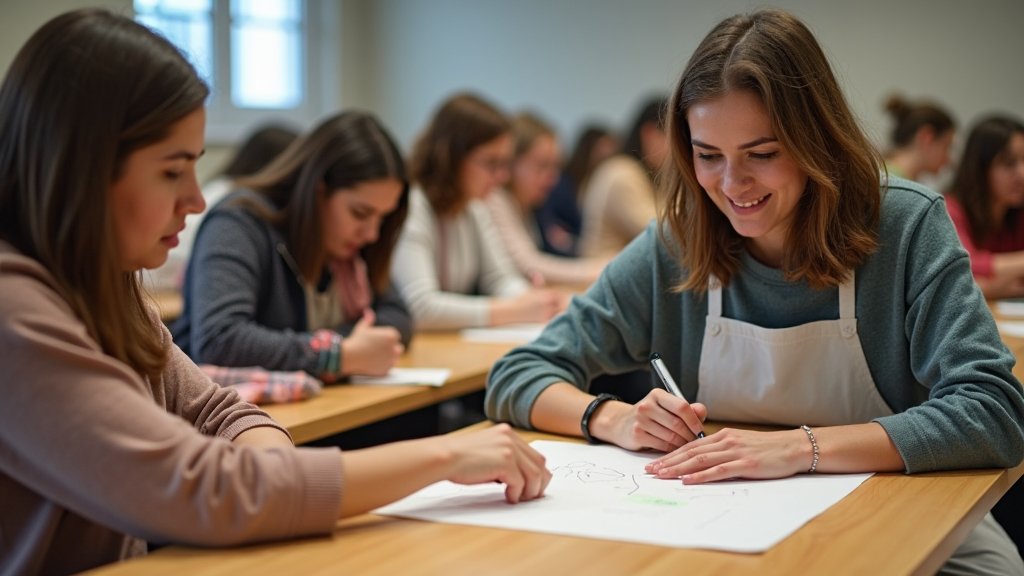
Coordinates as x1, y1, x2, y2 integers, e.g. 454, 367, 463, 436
485, 178, 1024, 473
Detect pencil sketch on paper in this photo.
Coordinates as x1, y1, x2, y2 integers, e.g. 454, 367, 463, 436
375, 440, 871, 553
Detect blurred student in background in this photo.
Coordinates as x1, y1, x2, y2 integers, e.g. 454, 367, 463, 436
391, 92, 565, 331
883, 93, 956, 183
538, 124, 619, 256
945, 115, 1024, 299
578, 96, 669, 258
484, 112, 609, 287
173, 112, 412, 380
147, 123, 298, 291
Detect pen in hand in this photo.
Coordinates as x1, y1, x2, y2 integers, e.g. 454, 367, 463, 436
649, 352, 706, 439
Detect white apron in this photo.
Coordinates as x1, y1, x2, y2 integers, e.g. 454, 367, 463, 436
696, 272, 894, 426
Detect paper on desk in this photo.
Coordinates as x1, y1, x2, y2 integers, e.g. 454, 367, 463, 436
376, 440, 872, 553
997, 320, 1024, 338
349, 368, 451, 387
995, 299, 1024, 318
460, 323, 545, 343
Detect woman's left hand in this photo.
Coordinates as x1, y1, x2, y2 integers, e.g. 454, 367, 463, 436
644, 427, 812, 484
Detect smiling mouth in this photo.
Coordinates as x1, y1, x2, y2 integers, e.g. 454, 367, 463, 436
730, 194, 770, 208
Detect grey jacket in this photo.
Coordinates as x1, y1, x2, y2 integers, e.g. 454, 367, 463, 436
172, 189, 413, 375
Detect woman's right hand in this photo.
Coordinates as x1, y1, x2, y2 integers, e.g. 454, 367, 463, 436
341, 310, 404, 376
591, 388, 708, 452
438, 423, 551, 503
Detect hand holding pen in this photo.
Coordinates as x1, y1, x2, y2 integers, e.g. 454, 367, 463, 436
650, 352, 706, 439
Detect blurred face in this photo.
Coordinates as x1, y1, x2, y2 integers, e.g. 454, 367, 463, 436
688, 90, 809, 267
512, 134, 561, 208
321, 178, 403, 260
989, 133, 1024, 211
590, 135, 619, 168
458, 134, 513, 200
110, 108, 206, 271
640, 123, 669, 170
922, 128, 955, 176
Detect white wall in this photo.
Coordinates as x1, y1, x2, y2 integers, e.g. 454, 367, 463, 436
351, 0, 1024, 161
3, 0, 1022, 177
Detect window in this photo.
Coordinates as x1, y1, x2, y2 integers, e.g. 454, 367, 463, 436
135, 0, 331, 142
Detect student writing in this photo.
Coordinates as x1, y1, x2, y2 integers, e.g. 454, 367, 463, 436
485, 9, 1024, 573
0, 10, 549, 574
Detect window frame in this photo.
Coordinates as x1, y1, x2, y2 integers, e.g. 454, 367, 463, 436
134, 0, 334, 143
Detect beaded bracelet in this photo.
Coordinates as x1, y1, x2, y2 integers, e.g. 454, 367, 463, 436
800, 425, 820, 473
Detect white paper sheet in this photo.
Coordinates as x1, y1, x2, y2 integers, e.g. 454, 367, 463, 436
376, 440, 871, 553
459, 323, 546, 344
997, 320, 1024, 338
349, 368, 451, 387
995, 299, 1024, 318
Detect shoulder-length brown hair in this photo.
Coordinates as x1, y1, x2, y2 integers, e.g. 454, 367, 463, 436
235, 111, 409, 293
947, 115, 1024, 245
409, 92, 510, 216
662, 9, 882, 292
0, 9, 209, 382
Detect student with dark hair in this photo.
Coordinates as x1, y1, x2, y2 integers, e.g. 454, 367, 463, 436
391, 92, 565, 330
150, 123, 299, 291
0, 10, 549, 573
578, 96, 669, 258
538, 124, 619, 256
945, 115, 1024, 298
484, 112, 609, 286
883, 93, 956, 182
174, 111, 413, 379
486, 9, 1023, 573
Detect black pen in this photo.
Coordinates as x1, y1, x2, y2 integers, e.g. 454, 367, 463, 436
649, 352, 706, 439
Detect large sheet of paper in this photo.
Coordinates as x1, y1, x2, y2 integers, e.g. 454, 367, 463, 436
349, 368, 451, 387
460, 323, 545, 344
376, 440, 871, 553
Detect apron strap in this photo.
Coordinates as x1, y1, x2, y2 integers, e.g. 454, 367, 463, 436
708, 275, 722, 318
839, 270, 855, 319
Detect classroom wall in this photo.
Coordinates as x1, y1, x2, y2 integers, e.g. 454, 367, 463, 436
350, 0, 1024, 167
2, 0, 1022, 184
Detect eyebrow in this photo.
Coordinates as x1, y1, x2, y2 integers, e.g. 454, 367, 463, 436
691, 137, 778, 150
162, 149, 206, 161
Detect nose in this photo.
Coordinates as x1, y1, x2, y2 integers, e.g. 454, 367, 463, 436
182, 171, 205, 215
721, 160, 751, 195
363, 218, 380, 245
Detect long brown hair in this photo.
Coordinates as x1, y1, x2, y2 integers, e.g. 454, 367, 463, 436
662, 9, 882, 291
0, 9, 209, 382
235, 111, 409, 293
409, 92, 510, 216
947, 115, 1024, 244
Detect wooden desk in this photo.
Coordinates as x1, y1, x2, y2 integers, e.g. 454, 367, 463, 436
87, 423, 1023, 576
264, 333, 515, 444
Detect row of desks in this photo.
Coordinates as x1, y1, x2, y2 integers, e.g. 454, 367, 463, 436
101, 298, 1024, 575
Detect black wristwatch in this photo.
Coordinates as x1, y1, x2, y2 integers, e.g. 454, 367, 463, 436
580, 393, 621, 444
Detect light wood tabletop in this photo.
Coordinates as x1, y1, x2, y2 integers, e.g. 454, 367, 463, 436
86, 422, 1023, 576
263, 333, 516, 444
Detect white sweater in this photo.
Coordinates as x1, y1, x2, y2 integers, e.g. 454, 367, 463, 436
391, 188, 528, 330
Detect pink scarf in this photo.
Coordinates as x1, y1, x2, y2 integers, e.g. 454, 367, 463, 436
328, 255, 371, 322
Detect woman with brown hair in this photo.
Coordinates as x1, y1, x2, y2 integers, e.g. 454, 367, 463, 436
173, 111, 412, 379
391, 92, 565, 330
882, 93, 956, 183
486, 9, 1023, 572
945, 115, 1024, 298
0, 10, 549, 573
483, 111, 609, 286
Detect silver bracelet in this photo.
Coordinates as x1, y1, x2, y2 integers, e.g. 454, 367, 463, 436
800, 425, 819, 473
